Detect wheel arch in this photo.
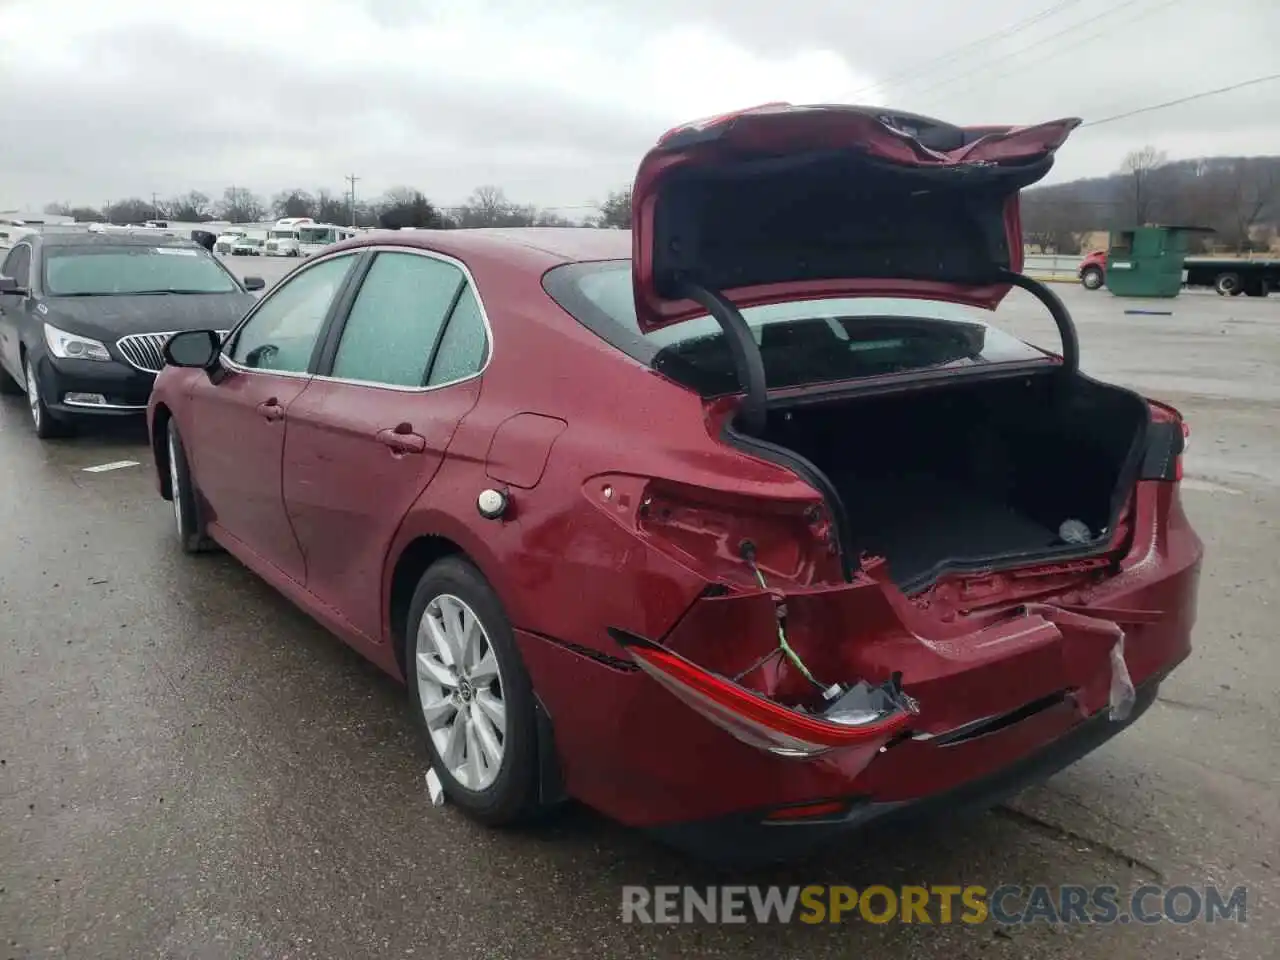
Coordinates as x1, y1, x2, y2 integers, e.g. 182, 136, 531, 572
387, 527, 568, 807
387, 533, 468, 679
151, 402, 174, 500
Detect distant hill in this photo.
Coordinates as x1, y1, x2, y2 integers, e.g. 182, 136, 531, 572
1021, 154, 1280, 255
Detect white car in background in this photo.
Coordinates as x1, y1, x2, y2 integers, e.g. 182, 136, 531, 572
230, 236, 265, 256
215, 230, 246, 253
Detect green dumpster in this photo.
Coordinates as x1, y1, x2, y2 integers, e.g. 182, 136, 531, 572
1104, 225, 1212, 298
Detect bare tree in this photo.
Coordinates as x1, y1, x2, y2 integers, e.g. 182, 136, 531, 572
593, 188, 631, 229
1222, 160, 1277, 252
456, 185, 512, 227
1118, 146, 1168, 226
104, 198, 156, 225
375, 187, 450, 229
271, 189, 317, 220
215, 187, 267, 223
167, 191, 212, 221
534, 210, 576, 227
42, 201, 73, 217
315, 189, 349, 225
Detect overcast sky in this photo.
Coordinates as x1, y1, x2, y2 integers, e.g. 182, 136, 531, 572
2, 0, 1278, 214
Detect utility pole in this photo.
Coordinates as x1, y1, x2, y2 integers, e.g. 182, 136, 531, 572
345, 173, 360, 228
151, 192, 160, 220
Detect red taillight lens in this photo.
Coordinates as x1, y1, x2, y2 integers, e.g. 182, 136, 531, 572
612, 631, 912, 758
764, 799, 849, 821
1176, 421, 1190, 481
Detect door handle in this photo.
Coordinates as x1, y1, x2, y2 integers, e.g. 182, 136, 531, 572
257, 398, 285, 421
376, 425, 426, 454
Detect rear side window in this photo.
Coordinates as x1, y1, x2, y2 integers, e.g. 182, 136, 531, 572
427, 285, 488, 386
543, 260, 1049, 396
330, 252, 468, 388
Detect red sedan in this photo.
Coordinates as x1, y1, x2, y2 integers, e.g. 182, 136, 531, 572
149, 104, 1202, 864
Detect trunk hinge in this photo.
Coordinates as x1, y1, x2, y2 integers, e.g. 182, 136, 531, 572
675, 277, 768, 435
996, 270, 1080, 375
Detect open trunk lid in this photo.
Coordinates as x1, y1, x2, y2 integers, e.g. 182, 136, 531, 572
630, 103, 1081, 332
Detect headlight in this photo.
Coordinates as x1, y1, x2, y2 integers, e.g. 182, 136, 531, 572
43, 322, 111, 362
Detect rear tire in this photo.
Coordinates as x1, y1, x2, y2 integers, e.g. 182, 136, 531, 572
1080, 266, 1104, 290
1215, 272, 1241, 296
405, 556, 542, 826
166, 420, 217, 553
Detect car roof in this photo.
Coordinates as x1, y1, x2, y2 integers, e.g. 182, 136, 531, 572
333, 226, 631, 268
37, 231, 203, 251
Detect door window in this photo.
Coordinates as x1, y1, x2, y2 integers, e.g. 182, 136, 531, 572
2, 245, 31, 286
427, 284, 489, 385
330, 252, 467, 388
228, 253, 355, 373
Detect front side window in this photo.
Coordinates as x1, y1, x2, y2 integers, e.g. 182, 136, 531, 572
228, 253, 355, 373
330, 252, 468, 388
43, 245, 238, 296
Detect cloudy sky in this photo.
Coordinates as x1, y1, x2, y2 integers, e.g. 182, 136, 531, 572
2, 0, 1278, 215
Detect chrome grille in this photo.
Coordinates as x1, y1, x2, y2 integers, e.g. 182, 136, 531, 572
116, 331, 230, 374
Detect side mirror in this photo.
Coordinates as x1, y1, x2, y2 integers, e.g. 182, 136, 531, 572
0, 275, 29, 296
242, 276, 266, 291
163, 329, 221, 369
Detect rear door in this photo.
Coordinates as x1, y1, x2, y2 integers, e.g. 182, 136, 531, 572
0, 243, 33, 382
282, 248, 489, 641
186, 251, 361, 582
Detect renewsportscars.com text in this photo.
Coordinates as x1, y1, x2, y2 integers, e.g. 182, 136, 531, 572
621, 884, 1248, 925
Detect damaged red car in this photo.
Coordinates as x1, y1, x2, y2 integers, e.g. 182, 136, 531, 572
149, 103, 1202, 863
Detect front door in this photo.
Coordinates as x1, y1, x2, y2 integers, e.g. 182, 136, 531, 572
283, 249, 490, 641
186, 251, 360, 582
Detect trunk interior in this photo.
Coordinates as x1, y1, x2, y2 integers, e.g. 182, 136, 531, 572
752, 372, 1150, 591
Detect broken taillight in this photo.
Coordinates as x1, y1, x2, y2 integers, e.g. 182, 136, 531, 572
609, 630, 913, 758
1176, 420, 1190, 481
1143, 401, 1189, 483
584, 473, 835, 586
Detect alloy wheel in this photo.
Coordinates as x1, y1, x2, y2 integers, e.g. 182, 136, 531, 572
414, 593, 507, 791
24, 358, 41, 432
168, 429, 185, 537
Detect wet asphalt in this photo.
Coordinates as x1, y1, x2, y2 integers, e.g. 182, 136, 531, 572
2, 257, 1277, 958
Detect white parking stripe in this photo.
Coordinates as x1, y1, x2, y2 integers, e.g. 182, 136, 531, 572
82, 460, 140, 473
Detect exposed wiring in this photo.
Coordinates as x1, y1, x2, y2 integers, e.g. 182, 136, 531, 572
738, 540, 825, 690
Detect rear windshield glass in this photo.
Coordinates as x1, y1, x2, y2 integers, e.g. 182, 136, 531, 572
44, 246, 239, 296
543, 261, 1049, 395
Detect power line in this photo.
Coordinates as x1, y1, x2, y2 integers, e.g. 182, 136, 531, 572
903, 0, 1160, 104
847, 0, 1085, 99
1081, 72, 1280, 128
